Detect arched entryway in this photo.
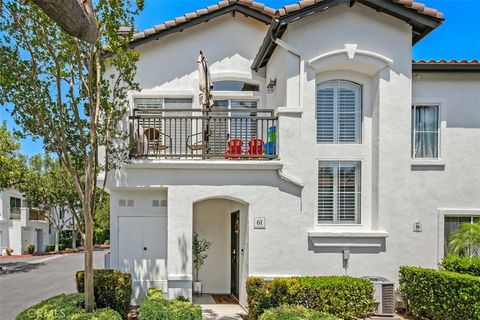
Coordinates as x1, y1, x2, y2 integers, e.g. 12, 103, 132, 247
192, 197, 249, 307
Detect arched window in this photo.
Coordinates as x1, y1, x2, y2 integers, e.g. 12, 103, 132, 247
316, 80, 361, 144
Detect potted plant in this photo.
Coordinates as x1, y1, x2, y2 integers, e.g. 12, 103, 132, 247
6, 248, 13, 256
27, 244, 35, 254
192, 232, 212, 295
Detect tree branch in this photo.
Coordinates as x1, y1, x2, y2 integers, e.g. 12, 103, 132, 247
31, 0, 98, 44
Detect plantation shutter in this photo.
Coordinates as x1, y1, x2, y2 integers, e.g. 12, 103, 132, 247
318, 161, 361, 224
230, 100, 257, 152
316, 86, 335, 143
317, 81, 361, 144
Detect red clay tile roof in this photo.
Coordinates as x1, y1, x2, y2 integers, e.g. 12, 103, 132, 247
413, 60, 480, 72
132, 0, 275, 42
276, 0, 444, 19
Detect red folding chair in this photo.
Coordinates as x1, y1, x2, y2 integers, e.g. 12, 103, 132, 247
225, 138, 243, 159
247, 138, 264, 158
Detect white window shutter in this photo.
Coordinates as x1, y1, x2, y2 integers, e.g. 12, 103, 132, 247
318, 164, 335, 223
317, 81, 361, 144
316, 86, 335, 143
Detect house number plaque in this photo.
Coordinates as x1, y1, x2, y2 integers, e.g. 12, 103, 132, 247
254, 217, 266, 229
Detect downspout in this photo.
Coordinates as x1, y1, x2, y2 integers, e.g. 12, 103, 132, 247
271, 34, 304, 108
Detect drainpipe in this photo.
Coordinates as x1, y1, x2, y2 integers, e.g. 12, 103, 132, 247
271, 34, 304, 108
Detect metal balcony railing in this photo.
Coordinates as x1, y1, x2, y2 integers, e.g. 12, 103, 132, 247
129, 108, 278, 159
10, 208, 21, 219
29, 209, 46, 221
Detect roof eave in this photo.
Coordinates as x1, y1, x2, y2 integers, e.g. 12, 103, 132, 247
252, 0, 444, 70
131, 3, 274, 48
413, 63, 480, 73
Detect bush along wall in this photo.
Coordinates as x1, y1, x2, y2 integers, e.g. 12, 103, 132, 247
441, 255, 480, 277
138, 288, 201, 320
259, 305, 341, 320
15, 293, 122, 320
76, 269, 132, 316
246, 276, 374, 320
399, 266, 480, 320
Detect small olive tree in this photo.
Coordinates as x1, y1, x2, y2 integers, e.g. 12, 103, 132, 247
0, 0, 143, 311
192, 232, 212, 282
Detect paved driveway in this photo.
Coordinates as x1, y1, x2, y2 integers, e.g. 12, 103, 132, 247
0, 249, 106, 320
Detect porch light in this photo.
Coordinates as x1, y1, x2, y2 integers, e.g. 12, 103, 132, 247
267, 78, 276, 94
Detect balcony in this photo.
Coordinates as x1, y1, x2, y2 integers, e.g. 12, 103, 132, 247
129, 108, 278, 160
10, 208, 21, 220
29, 208, 46, 222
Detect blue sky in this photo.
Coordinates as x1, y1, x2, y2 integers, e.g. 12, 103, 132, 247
1, 0, 479, 156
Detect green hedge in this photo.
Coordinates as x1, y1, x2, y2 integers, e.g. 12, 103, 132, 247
246, 276, 374, 320
46, 244, 66, 252
76, 269, 132, 315
441, 255, 480, 277
259, 305, 341, 320
15, 293, 122, 320
138, 288, 201, 320
399, 266, 480, 320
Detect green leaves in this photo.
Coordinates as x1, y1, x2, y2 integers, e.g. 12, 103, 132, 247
192, 232, 212, 281
0, 122, 26, 189
246, 276, 374, 319
441, 255, 480, 277
139, 289, 201, 320
399, 266, 480, 320
448, 222, 480, 257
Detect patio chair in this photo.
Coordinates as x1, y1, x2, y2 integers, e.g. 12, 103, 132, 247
144, 128, 172, 155
186, 131, 207, 152
225, 138, 243, 159
247, 138, 264, 157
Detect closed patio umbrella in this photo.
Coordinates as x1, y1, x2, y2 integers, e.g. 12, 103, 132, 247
198, 50, 214, 156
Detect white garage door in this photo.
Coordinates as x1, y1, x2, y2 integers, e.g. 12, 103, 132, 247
118, 216, 167, 281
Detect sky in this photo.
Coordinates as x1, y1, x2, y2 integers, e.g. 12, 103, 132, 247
1, 0, 479, 156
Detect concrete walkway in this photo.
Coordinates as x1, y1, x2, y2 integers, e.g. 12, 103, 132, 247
194, 295, 246, 320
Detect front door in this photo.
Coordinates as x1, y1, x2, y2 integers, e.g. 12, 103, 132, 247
230, 211, 240, 298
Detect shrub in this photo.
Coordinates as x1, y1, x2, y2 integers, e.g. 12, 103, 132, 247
139, 288, 201, 320
399, 266, 480, 320
246, 276, 374, 320
76, 269, 132, 315
441, 255, 480, 277
259, 305, 341, 320
6, 248, 13, 255
15, 293, 122, 320
27, 244, 35, 254
46, 244, 66, 252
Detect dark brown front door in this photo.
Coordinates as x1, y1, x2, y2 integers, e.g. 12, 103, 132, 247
230, 211, 240, 298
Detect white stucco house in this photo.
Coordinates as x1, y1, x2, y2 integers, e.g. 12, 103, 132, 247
0, 189, 50, 255
104, 0, 480, 306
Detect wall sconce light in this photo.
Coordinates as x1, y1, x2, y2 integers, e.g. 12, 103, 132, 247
267, 78, 277, 94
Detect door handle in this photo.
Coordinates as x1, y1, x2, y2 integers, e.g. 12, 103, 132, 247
232, 249, 236, 255
144, 247, 147, 251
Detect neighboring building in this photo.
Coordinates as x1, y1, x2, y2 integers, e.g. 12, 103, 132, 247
104, 0, 480, 305
0, 189, 50, 255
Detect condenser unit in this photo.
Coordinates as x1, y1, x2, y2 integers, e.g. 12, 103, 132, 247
363, 276, 395, 316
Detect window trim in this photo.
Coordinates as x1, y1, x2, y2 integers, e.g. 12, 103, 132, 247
316, 80, 363, 144
317, 160, 362, 225
411, 103, 441, 160
437, 209, 480, 262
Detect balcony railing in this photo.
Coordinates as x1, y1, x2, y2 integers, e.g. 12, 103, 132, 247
129, 108, 278, 159
29, 208, 46, 221
10, 208, 21, 219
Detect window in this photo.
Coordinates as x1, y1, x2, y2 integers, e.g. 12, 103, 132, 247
412, 105, 439, 158
211, 99, 257, 153
212, 80, 259, 91
318, 161, 361, 224
444, 216, 480, 255
10, 197, 21, 212
316, 80, 361, 144
134, 97, 193, 154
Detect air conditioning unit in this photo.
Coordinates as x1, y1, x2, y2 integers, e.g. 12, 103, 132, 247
363, 276, 395, 316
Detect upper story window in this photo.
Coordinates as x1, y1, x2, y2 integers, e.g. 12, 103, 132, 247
412, 105, 439, 159
316, 80, 362, 144
212, 80, 259, 92
10, 196, 21, 213
318, 161, 361, 224
134, 98, 193, 110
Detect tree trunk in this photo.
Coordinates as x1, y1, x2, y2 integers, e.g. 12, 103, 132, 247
54, 229, 59, 251
72, 216, 77, 249
84, 206, 95, 312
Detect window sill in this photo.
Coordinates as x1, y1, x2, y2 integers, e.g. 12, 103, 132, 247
411, 159, 445, 166
308, 231, 388, 249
